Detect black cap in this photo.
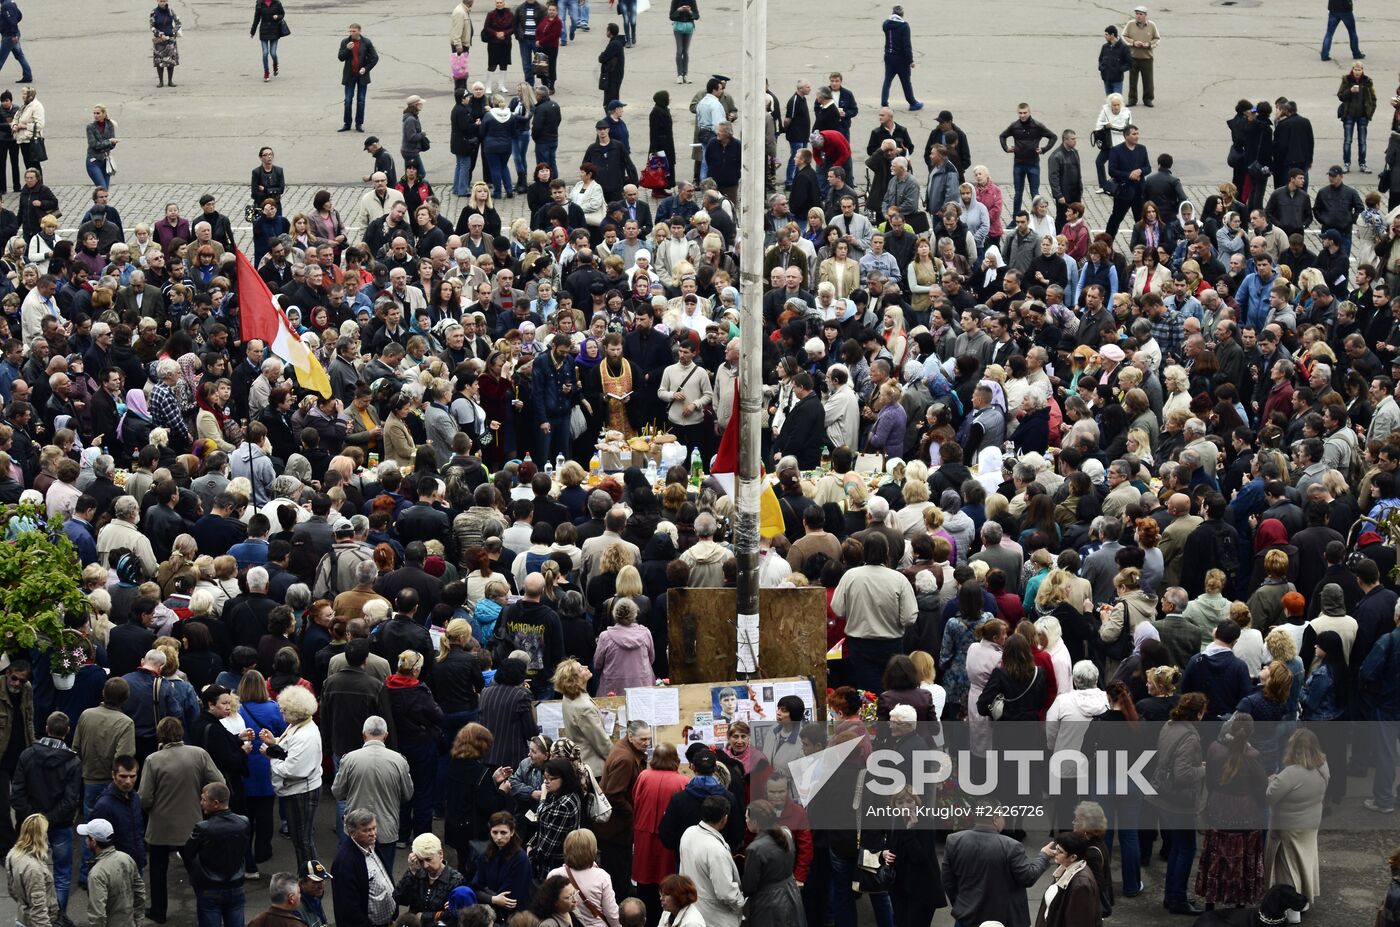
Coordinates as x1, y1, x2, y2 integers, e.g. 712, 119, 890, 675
90, 205, 108, 218
595, 118, 611, 130
711, 74, 731, 83
364, 135, 380, 149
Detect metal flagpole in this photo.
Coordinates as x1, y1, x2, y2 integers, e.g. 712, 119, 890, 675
734, 0, 766, 668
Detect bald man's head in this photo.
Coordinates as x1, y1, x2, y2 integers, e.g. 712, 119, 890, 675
1168, 493, 1191, 517
523, 573, 545, 599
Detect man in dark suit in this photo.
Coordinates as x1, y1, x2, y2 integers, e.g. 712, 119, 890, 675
623, 306, 672, 430
258, 240, 296, 289
114, 272, 166, 325
772, 372, 827, 469
1271, 100, 1314, 191
606, 185, 652, 239
788, 148, 822, 221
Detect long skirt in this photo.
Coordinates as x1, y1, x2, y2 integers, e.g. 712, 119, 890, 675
1194, 828, 1265, 906
1263, 828, 1320, 901
153, 37, 180, 68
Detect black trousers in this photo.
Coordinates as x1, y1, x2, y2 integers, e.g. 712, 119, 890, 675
1106, 196, 1142, 239
149, 844, 177, 919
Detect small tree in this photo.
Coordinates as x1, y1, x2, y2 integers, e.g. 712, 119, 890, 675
0, 502, 89, 668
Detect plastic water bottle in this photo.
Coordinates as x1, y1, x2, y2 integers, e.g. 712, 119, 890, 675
645, 456, 658, 486
555, 453, 565, 473
523, 452, 533, 466
690, 447, 703, 487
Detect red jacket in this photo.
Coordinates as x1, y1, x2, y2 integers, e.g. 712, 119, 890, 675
535, 14, 562, 49
813, 130, 851, 171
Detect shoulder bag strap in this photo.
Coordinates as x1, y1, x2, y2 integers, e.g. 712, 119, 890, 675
1006, 667, 1039, 706
564, 867, 605, 920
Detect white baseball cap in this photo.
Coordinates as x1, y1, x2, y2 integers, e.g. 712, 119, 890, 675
78, 819, 114, 841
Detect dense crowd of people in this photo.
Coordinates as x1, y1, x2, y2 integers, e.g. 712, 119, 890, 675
3, 1, 1400, 927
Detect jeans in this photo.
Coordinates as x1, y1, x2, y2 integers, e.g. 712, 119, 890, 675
79, 781, 105, 882
343, 82, 367, 129
486, 150, 512, 197
560, 0, 581, 41
1011, 161, 1040, 215
1160, 809, 1197, 902
880, 59, 916, 107
617, 0, 637, 44
49, 825, 73, 910
260, 38, 280, 72
517, 37, 537, 85
196, 887, 246, 927
285, 789, 320, 871
453, 154, 477, 196
1322, 10, 1361, 58
784, 140, 803, 186
845, 636, 902, 694
536, 142, 557, 178
0, 36, 32, 81
535, 414, 572, 463
1371, 715, 1399, 809
511, 130, 531, 178
579, 0, 590, 27
1101, 795, 1143, 894
829, 851, 893, 927
1103, 79, 1123, 96
86, 157, 110, 189
673, 30, 693, 78
1343, 117, 1369, 167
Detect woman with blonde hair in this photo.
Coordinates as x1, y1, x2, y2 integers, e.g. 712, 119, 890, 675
388, 649, 446, 840
258, 685, 322, 869
555, 658, 610, 778
5, 813, 57, 927
1093, 92, 1133, 194
1264, 728, 1329, 913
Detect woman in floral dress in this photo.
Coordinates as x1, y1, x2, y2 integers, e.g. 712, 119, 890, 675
151, 0, 182, 87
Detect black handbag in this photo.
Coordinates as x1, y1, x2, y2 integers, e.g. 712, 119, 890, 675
278, 18, 291, 37
22, 137, 46, 164
1227, 144, 1246, 169
1093, 127, 1112, 150
420, 134, 432, 152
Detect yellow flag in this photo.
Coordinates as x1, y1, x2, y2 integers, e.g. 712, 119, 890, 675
760, 481, 784, 539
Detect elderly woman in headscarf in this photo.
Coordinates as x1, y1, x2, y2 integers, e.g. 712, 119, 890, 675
975, 245, 1006, 303
975, 445, 1004, 496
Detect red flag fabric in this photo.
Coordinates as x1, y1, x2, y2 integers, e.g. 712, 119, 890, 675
235, 249, 282, 346
713, 387, 740, 476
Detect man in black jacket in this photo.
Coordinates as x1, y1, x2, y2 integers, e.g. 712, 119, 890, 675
583, 120, 638, 203
1097, 25, 1132, 95
182, 782, 251, 926
371, 589, 436, 690
393, 482, 454, 562
531, 86, 561, 177
998, 103, 1057, 215
11, 711, 82, 909
772, 372, 827, 469
782, 80, 812, 189
1271, 101, 1315, 191
338, 23, 379, 132
789, 148, 822, 221
373, 546, 442, 619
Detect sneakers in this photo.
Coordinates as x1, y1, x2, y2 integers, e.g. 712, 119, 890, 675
1364, 798, 1395, 814
1360, 164, 1372, 173
264, 71, 270, 82
909, 101, 924, 111
273, 60, 279, 75
676, 75, 684, 84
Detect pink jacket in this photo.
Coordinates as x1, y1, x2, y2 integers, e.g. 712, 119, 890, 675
592, 622, 656, 696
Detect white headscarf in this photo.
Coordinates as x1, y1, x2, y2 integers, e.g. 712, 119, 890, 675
976, 446, 1004, 494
